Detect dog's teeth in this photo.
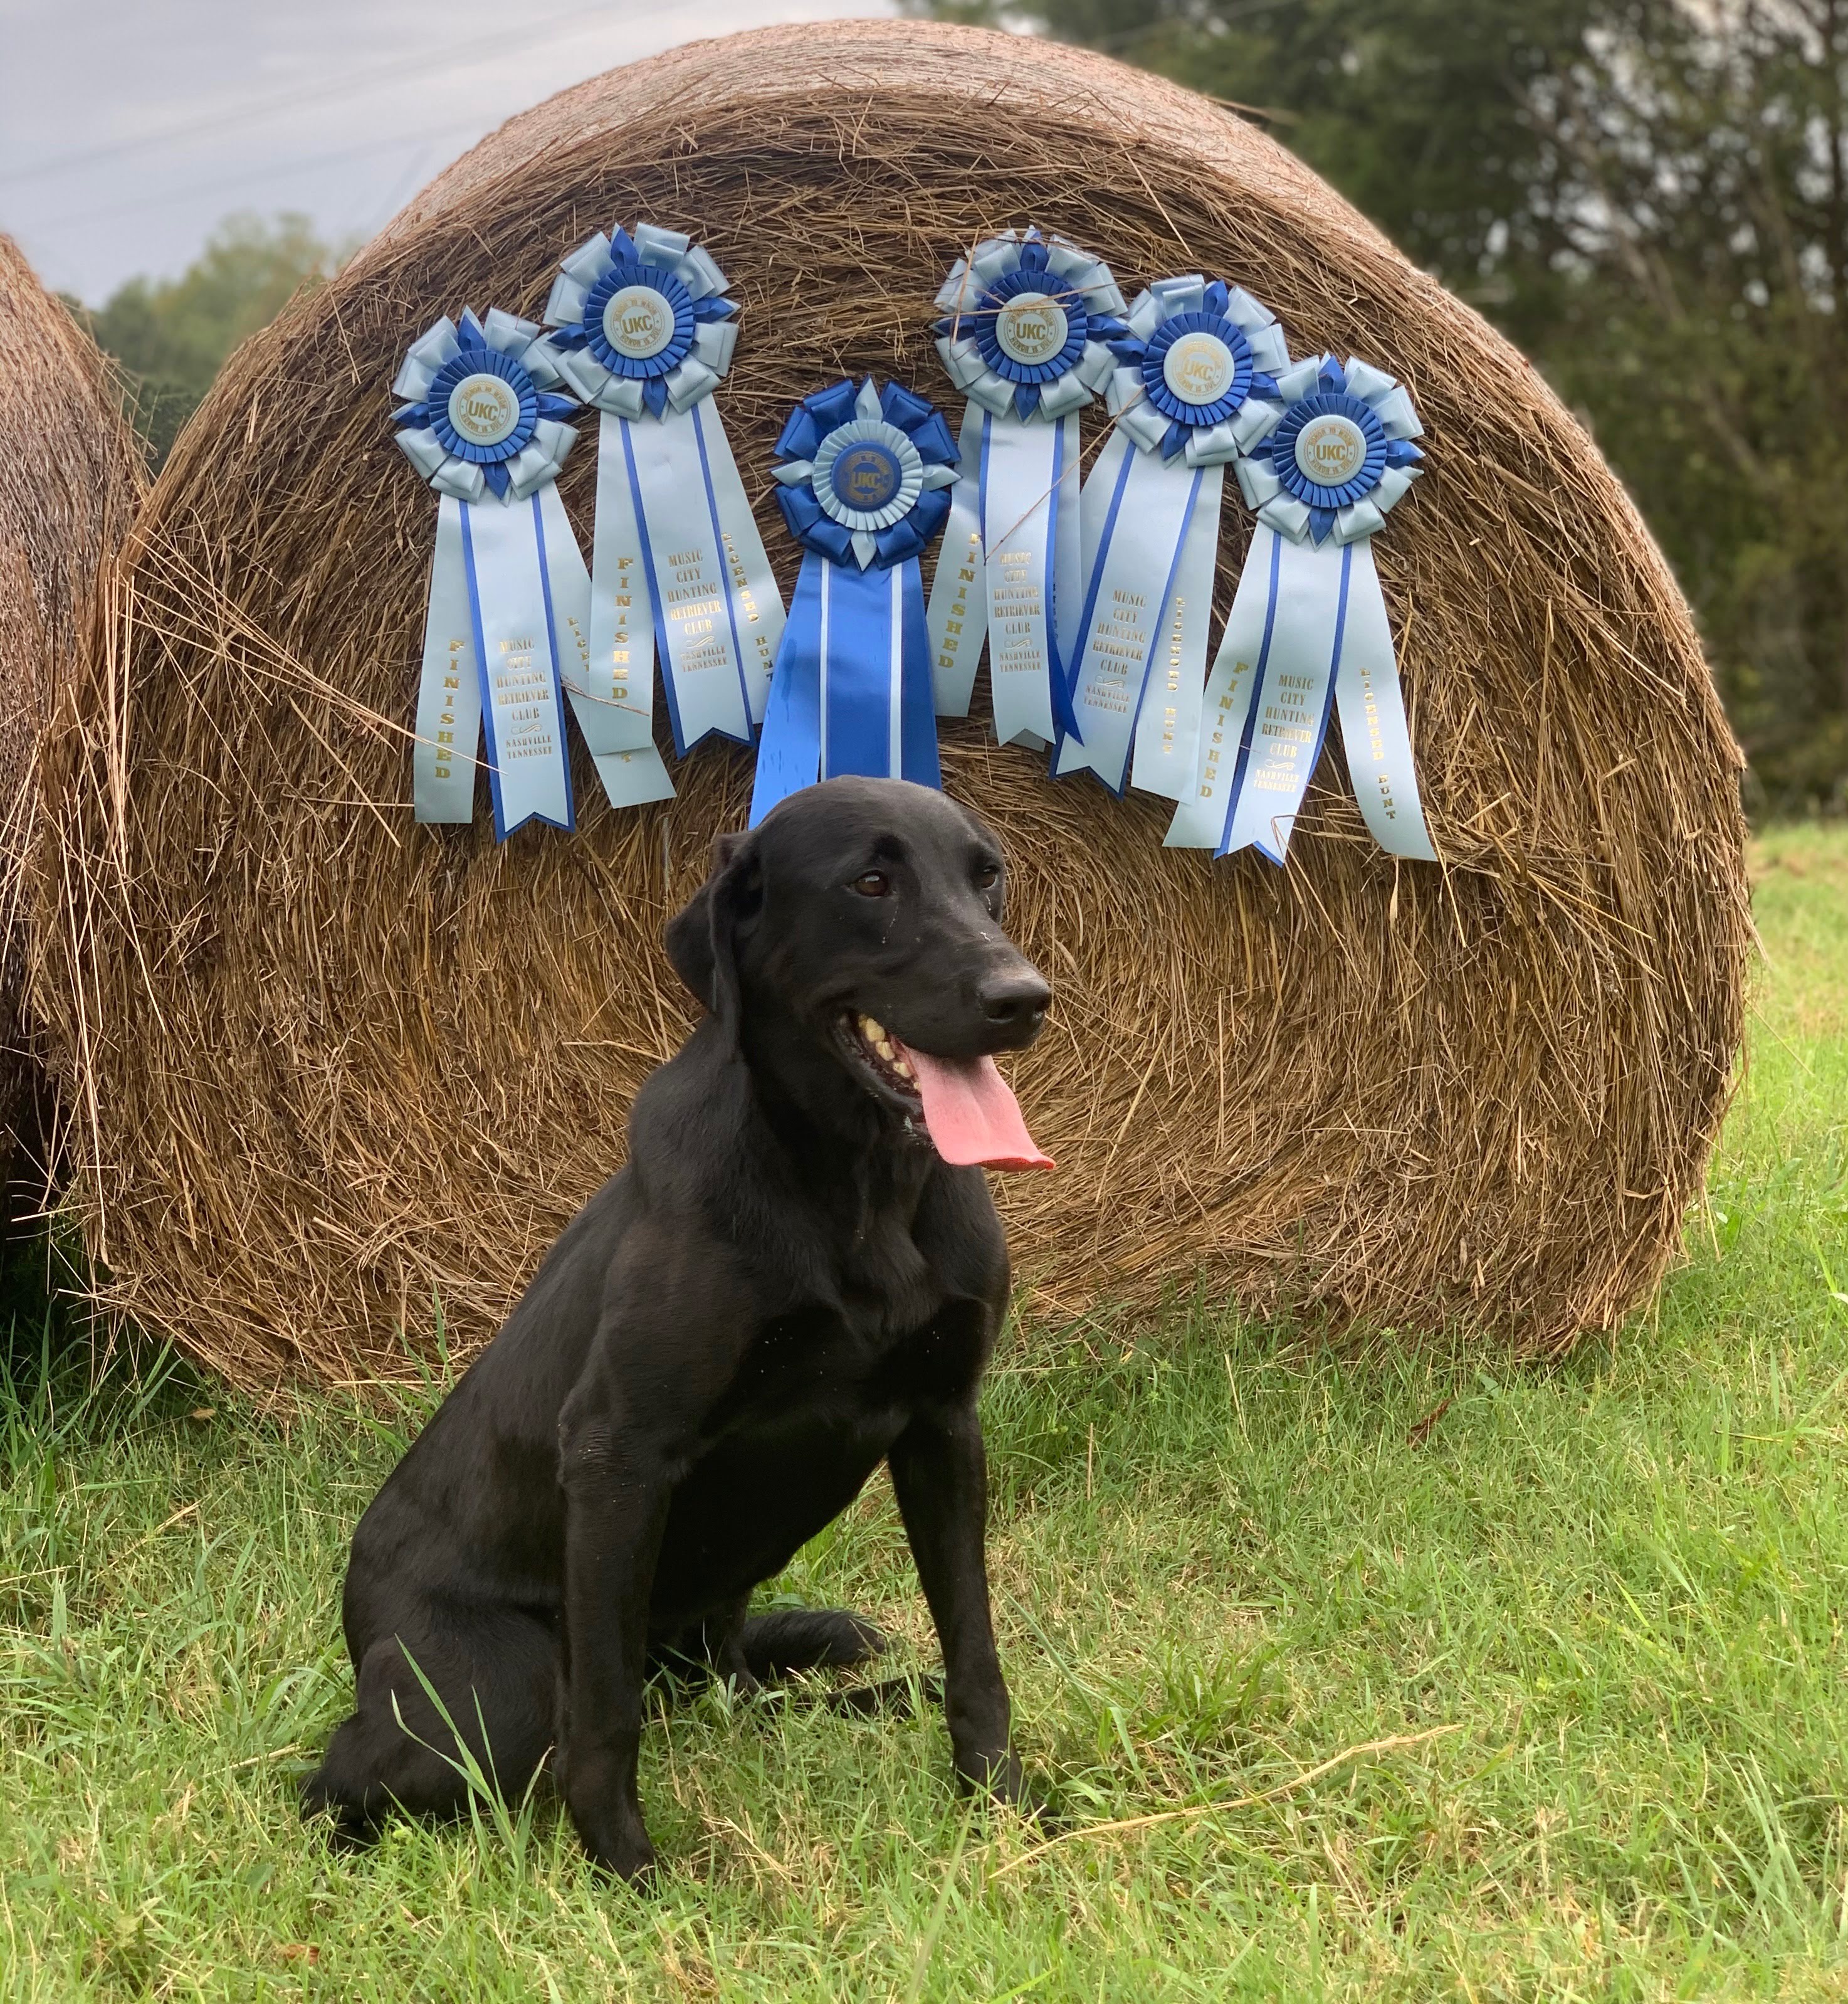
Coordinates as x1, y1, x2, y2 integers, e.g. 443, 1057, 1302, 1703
861, 1015, 885, 1042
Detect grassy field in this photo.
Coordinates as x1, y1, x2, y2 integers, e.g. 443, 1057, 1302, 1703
4, 828, 1848, 2001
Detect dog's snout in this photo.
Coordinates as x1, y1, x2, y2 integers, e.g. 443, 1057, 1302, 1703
977, 968, 1050, 1033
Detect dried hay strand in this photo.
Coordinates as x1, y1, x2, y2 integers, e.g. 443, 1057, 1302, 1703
34, 21, 1748, 1393
0, 235, 144, 1208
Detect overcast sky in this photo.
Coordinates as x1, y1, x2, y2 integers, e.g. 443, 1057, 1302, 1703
0, 0, 895, 303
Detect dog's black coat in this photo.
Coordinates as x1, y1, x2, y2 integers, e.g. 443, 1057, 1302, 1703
302, 778, 1051, 1878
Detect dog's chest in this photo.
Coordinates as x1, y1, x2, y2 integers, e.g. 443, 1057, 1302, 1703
655, 1304, 956, 1615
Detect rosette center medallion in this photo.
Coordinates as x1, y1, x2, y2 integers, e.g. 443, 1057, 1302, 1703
1294, 413, 1369, 488
1162, 332, 1236, 408
993, 293, 1069, 367
446, 373, 522, 448
601, 285, 675, 361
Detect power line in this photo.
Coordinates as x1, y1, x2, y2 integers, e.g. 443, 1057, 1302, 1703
0, 0, 691, 191
15, 117, 496, 235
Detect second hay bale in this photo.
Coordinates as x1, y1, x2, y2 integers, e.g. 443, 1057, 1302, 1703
0, 235, 144, 1211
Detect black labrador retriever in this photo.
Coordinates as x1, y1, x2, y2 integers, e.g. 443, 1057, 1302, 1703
302, 776, 1053, 1879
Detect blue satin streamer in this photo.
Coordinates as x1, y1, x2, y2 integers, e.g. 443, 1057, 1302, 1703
750, 557, 826, 819
750, 554, 940, 826
1043, 415, 1083, 746
896, 565, 940, 788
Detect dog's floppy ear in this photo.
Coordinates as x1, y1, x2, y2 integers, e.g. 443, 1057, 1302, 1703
664, 831, 757, 1025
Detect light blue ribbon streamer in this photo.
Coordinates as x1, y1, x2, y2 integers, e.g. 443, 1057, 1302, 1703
458, 493, 576, 840
1055, 444, 1205, 797
1131, 461, 1222, 796
1163, 522, 1279, 852
927, 401, 989, 717
977, 411, 1084, 747
1332, 538, 1434, 858
537, 481, 675, 808
392, 308, 580, 836
411, 497, 483, 823
923, 230, 1125, 750
612, 403, 768, 757
1212, 530, 1348, 864
750, 552, 939, 826
418, 491, 619, 835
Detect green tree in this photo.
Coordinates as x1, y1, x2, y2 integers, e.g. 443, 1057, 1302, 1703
925, 0, 1848, 809
81, 212, 340, 467
1531, 4, 1848, 806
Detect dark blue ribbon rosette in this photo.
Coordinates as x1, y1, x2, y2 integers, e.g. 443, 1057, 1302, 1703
540, 223, 738, 419
751, 379, 960, 825
1239, 354, 1425, 546
391, 308, 579, 502
769, 377, 959, 571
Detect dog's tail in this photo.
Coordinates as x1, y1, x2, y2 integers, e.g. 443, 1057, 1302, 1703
739, 1608, 885, 1680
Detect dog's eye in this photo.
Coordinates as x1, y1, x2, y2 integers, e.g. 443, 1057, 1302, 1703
974, 862, 1000, 891
852, 871, 891, 898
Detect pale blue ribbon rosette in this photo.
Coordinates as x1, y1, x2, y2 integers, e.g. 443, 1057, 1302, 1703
924, 230, 1126, 750
542, 223, 785, 803
1054, 275, 1288, 801
1167, 353, 1436, 863
750, 378, 959, 826
392, 307, 597, 838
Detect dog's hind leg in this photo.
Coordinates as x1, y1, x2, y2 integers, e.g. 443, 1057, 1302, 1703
657, 1593, 761, 1694
738, 1608, 886, 1679
301, 1608, 557, 1839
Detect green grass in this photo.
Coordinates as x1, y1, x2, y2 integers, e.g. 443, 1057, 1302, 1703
5, 828, 1848, 2001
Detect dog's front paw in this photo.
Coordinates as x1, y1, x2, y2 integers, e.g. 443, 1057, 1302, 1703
954, 1747, 1053, 1823
562, 1761, 659, 1885
573, 1810, 659, 1886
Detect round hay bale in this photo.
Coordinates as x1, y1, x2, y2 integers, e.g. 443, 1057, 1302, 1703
36, 21, 1748, 1392
0, 235, 144, 1216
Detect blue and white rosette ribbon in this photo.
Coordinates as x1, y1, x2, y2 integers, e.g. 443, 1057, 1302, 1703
1167, 354, 1435, 863
925, 230, 1126, 749
542, 223, 784, 801
750, 379, 959, 826
1055, 276, 1286, 801
392, 308, 592, 838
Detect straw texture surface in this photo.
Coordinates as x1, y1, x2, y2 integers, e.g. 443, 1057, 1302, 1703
1, 235, 143, 1206
36, 23, 1749, 1390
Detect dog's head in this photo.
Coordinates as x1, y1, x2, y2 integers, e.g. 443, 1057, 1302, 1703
665, 778, 1053, 1169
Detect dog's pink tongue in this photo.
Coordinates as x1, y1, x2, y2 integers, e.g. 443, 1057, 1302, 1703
898, 1043, 1053, 1171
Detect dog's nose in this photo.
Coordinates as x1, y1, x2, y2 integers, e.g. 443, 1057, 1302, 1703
977, 968, 1050, 1031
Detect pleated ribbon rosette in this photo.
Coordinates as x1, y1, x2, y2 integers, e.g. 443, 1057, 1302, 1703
925, 230, 1127, 749
542, 223, 785, 804
1054, 275, 1287, 801
750, 378, 960, 825
391, 307, 595, 838
1167, 353, 1436, 864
